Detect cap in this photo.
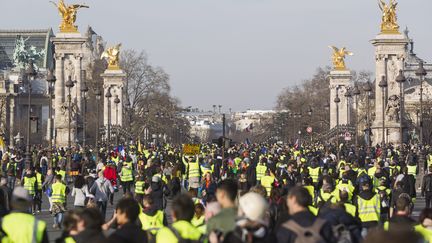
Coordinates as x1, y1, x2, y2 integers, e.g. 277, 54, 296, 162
12, 186, 31, 202
238, 192, 268, 223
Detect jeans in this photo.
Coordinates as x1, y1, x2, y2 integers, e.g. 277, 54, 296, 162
97, 201, 107, 221
54, 212, 64, 227
7, 176, 15, 191
122, 181, 132, 194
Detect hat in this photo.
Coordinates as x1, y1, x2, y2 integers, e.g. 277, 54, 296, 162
238, 192, 268, 223
12, 186, 31, 202
152, 175, 161, 183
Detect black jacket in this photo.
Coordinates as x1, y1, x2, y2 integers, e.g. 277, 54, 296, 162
108, 223, 148, 243
422, 173, 432, 196
276, 210, 335, 243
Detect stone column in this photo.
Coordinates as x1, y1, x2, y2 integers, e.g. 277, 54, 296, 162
51, 33, 86, 147
329, 70, 352, 129
371, 33, 408, 145
101, 69, 126, 127
8, 96, 14, 148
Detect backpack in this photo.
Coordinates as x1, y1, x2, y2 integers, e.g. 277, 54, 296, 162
168, 226, 206, 243
332, 224, 353, 243
282, 218, 326, 243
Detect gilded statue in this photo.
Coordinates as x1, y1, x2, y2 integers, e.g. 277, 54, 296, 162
50, 0, 89, 33
101, 44, 122, 70
328, 46, 353, 70
378, 0, 399, 34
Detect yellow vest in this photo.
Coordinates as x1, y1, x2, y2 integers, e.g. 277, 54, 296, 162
52, 182, 66, 203
139, 210, 164, 234
308, 167, 320, 183
156, 220, 202, 243
415, 224, 432, 243
260, 175, 275, 197
188, 160, 200, 178
135, 181, 145, 194
24, 176, 36, 195
367, 167, 377, 178
36, 172, 42, 190
57, 170, 66, 181
256, 164, 267, 181
304, 185, 315, 203
344, 203, 356, 217
2, 212, 46, 243
407, 165, 417, 176
357, 194, 380, 223
121, 166, 133, 182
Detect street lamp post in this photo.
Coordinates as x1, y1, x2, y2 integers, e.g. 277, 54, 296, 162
334, 86, 341, 146
363, 81, 373, 148
94, 87, 102, 149
344, 88, 352, 126
395, 70, 406, 144
415, 61, 427, 144
307, 106, 312, 142
25, 60, 37, 169
105, 88, 112, 151
46, 69, 56, 168
114, 95, 120, 146
65, 76, 75, 174
352, 84, 361, 147
80, 82, 89, 148
378, 76, 388, 145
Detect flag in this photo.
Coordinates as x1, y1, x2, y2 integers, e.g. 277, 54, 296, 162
294, 139, 300, 150
138, 139, 142, 154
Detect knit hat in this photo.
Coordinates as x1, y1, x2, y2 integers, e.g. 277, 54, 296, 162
12, 186, 31, 202
238, 192, 268, 224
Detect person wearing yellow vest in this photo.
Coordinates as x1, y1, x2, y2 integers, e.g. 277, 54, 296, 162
1, 186, 49, 243
186, 156, 201, 190
156, 194, 204, 243
255, 158, 267, 184
34, 167, 44, 214
355, 180, 380, 232
339, 190, 357, 217
107, 198, 149, 243
134, 175, 146, 202
22, 169, 37, 214
308, 161, 321, 187
52, 174, 68, 229
415, 208, 432, 243
139, 195, 167, 237
120, 161, 134, 195
191, 203, 206, 234
260, 169, 275, 197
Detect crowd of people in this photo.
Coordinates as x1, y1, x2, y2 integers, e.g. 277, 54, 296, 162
0, 141, 432, 243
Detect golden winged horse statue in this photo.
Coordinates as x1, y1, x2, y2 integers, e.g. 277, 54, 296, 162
50, 0, 89, 32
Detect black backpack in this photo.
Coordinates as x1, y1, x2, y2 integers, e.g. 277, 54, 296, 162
168, 226, 206, 243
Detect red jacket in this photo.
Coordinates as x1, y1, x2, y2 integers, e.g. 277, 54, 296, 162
103, 166, 118, 187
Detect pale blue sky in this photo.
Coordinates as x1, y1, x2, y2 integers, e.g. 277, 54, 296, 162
2, 0, 432, 111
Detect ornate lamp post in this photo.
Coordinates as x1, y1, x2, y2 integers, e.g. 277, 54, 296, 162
344, 88, 352, 125
334, 86, 341, 146
114, 95, 120, 146
415, 61, 427, 144
46, 69, 56, 168
94, 87, 102, 148
378, 76, 388, 145
65, 76, 75, 173
395, 70, 406, 144
124, 99, 131, 135
363, 81, 373, 147
80, 82, 89, 147
105, 88, 112, 151
25, 60, 37, 169
352, 84, 361, 147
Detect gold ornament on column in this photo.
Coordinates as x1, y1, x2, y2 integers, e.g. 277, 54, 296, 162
378, 0, 400, 34
50, 0, 89, 33
328, 46, 353, 71
101, 44, 122, 70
